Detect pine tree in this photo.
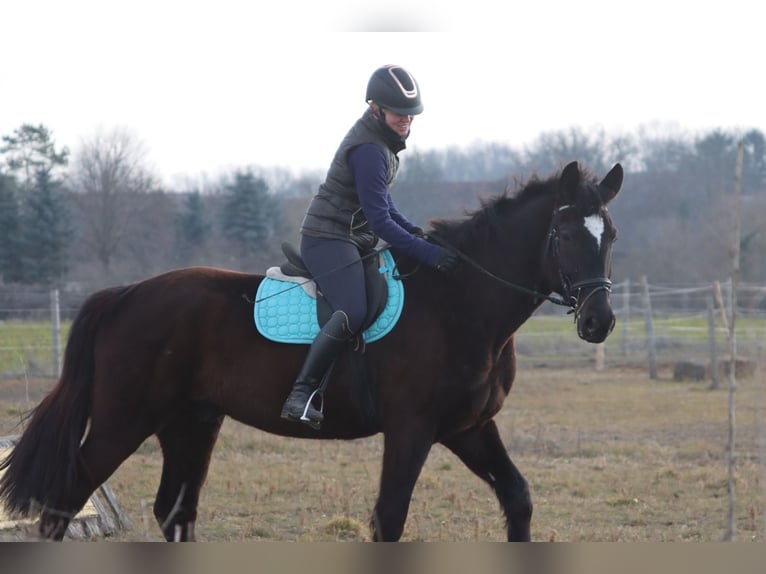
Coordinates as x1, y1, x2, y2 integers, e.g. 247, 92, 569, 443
177, 191, 211, 246
220, 171, 282, 254
1, 124, 68, 191
0, 174, 23, 283
18, 169, 74, 286
175, 191, 212, 264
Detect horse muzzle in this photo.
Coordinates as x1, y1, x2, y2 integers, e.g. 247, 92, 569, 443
571, 280, 615, 343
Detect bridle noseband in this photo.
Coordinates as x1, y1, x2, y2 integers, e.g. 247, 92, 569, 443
561, 277, 613, 322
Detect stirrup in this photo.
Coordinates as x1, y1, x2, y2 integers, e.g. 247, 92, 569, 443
298, 388, 324, 430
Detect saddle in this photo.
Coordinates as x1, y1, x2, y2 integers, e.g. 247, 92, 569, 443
278, 242, 388, 331
254, 243, 404, 345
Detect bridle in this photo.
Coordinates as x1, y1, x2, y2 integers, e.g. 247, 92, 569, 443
428, 203, 613, 321
543, 205, 613, 321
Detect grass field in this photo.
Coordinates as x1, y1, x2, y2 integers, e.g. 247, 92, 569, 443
2, 314, 763, 377
0, 320, 67, 378
1, 360, 764, 542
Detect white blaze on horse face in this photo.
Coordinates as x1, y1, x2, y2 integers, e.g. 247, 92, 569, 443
584, 214, 605, 249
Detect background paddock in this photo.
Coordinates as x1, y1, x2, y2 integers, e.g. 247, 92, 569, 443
1, 283, 763, 541
1, 361, 763, 541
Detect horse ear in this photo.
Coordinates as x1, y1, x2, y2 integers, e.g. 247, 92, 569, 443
556, 161, 580, 208
561, 161, 580, 186
599, 163, 623, 203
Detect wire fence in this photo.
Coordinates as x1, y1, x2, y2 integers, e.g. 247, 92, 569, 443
0, 280, 765, 379
517, 279, 766, 376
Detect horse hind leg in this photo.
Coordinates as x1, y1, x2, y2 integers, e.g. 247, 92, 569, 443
153, 401, 224, 542
37, 419, 155, 540
441, 420, 532, 541
38, 506, 78, 541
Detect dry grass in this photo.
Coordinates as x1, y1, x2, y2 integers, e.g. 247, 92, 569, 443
1, 362, 764, 542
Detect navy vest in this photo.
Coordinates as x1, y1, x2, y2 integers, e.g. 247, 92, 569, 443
300, 109, 403, 251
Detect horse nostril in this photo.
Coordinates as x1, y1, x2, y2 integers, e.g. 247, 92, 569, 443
579, 312, 614, 342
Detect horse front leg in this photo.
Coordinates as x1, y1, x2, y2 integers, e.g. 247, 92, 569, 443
441, 420, 532, 541
371, 424, 434, 541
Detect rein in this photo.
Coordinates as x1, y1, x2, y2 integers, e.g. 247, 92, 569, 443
428, 219, 613, 318
255, 215, 612, 320
427, 233, 574, 309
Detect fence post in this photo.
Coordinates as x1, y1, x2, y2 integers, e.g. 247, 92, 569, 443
707, 296, 719, 389
713, 281, 729, 331
50, 288, 62, 377
721, 140, 744, 542
621, 278, 630, 356
595, 342, 605, 371
641, 275, 657, 380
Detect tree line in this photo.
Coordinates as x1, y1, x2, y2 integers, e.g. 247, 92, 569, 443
0, 123, 764, 295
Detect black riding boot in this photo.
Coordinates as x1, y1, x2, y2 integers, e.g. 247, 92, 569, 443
280, 310, 352, 429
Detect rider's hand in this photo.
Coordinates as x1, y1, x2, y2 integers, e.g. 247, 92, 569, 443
410, 226, 427, 239
435, 247, 460, 273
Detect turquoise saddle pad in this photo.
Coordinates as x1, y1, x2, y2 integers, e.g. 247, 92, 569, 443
254, 249, 404, 344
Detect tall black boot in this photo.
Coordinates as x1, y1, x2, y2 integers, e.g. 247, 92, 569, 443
280, 310, 352, 429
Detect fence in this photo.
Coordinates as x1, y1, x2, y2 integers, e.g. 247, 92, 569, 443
0, 287, 87, 378
0, 280, 765, 379
517, 278, 766, 376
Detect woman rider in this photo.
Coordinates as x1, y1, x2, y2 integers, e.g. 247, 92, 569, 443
280, 64, 459, 428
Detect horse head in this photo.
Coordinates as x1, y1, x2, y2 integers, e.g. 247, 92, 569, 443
545, 161, 623, 343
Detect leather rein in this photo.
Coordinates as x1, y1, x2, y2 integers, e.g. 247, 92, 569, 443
427, 204, 612, 319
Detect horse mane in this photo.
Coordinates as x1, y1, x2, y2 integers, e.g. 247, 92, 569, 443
428, 164, 603, 244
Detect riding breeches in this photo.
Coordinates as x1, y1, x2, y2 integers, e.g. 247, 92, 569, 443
300, 235, 367, 334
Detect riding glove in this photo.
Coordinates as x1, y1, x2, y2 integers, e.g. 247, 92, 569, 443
435, 247, 460, 273
410, 226, 427, 239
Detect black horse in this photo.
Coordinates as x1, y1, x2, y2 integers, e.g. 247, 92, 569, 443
0, 161, 622, 541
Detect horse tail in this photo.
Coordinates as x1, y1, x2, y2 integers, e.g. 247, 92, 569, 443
0, 286, 129, 517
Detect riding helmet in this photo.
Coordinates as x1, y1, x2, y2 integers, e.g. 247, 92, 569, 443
365, 65, 424, 115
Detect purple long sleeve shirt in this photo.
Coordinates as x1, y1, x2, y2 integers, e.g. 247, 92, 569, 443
348, 143, 440, 267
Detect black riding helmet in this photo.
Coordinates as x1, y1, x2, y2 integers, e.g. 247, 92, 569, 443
365, 65, 424, 116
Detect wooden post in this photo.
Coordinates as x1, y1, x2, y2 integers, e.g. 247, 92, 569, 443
50, 288, 62, 377
621, 279, 630, 357
641, 275, 657, 380
712, 281, 729, 332
707, 296, 719, 389
722, 139, 744, 542
595, 342, 605, 371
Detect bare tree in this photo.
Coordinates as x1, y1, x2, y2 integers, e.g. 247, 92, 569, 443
522, 127, 613, 176
69, 127, 159, 280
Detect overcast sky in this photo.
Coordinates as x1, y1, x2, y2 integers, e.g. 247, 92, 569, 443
2, 1, 762, 187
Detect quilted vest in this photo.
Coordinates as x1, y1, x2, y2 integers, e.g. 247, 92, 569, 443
300, 108, 403, 251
